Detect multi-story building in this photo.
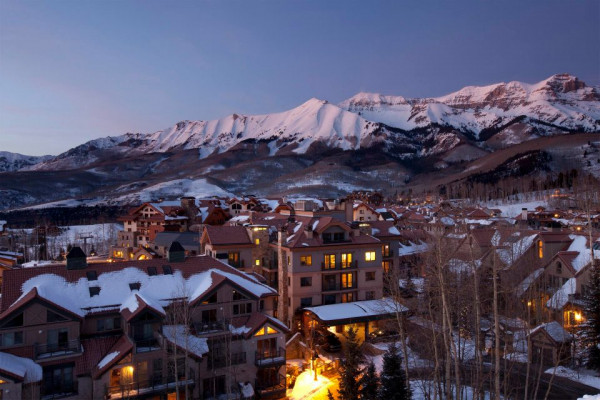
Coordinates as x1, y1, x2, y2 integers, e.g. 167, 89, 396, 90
0, 245, 287, 399
273, 216, 383, 329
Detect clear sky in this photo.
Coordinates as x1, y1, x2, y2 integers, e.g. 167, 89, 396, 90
1, 0, 598, 156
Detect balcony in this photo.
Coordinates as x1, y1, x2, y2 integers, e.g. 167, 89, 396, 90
255, 347, 285, 367
322, 282, 357, 292
263, 260, 278, 270
194, 321, 227, 333
255, 374, 286, 399
134, 338, 160, 353
106, 378, 194, 399
35, 339, 81, 360
382, 249, 394, 258
321, 260, 358, 271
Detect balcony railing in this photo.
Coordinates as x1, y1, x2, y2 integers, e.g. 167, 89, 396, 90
135, 338, 160, 353
262, 260, 278, 270
322, 282, 357, 291
382, 249, 394, 258
194, 321, 227, 333
321, 260, 358, 271
255, 347, 285, 367
35, 339, 81, 360
106, 378, 194, 399
255, 374, 286, 395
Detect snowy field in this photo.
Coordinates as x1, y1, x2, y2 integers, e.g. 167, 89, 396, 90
546, 366, 600, 390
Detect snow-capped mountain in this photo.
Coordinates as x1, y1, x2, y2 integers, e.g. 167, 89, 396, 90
27, 73, 598, 173
2, 73, 599, 211
0, 151, 52, 172
340, 73, 600, 140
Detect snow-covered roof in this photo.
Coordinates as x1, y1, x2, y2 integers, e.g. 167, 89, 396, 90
304, 298, 408, 323
162, 325, 209, 358
546, 277, 577, 310
496, 234, 537, 266
398, 241, 428, 256
530, 321, 572, 343
516, 268, 544, 297
0, 352, 42, 382
9, 260, 275, 317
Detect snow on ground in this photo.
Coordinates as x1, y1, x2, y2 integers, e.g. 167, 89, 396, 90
288, 370, 331, 400
411, 380, 502, 400
114, 178, 234, 203
579, 395, 600, 400
546, 366, 600, 390
369, 341, 431, 371
485, 200, 548, 218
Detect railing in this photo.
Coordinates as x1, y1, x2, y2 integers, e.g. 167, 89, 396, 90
263, 260, 278, 270
321, 260, 358, 271
255, 374, 286, 393
322, 282, 339, 291
255, 347, 285, 366
383, 249, 394, 258
106, 378, 194, 399
135, 338, 160, 353
35, 339, 81, 360
194, 321, 227, 333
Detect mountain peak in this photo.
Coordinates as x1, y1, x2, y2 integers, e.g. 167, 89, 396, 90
542, 73, 587, 93
339, 92, 409, 108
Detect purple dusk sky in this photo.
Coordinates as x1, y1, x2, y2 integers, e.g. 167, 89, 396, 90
1, 0, 598, 156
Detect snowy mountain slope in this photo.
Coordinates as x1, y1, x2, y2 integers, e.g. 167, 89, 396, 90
340, 74, 600, 139
0, 151, 52, 172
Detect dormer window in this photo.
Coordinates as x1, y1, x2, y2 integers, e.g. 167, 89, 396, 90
147, 266, 157, 276
556, 262, 562, 275
129, 282, 141, 291
162, 265, 173, 275
86, 271, 98, 281
89, 287, 101, 297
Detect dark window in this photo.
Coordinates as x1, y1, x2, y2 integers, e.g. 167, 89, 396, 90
260, 300, 265, 310
323, 294, 336, 305
86, 271, 98, 281
129, 282, 141, 291
300, 277, 312, 287
366, 291, 375, 300
365, 271, 376, 281
162, 265, 173, 275
97, 317, 121, 332
233, 290, 247, 301
3, 312, 24, 327
202, 293, 217, 304
300, 297, 312, 307
0, 331, 23, 347
147, 266, 158, 276
47, 311, 67, 323
89, 287, 100, 297
233, 303, 252, 315
42, 364, 74, 396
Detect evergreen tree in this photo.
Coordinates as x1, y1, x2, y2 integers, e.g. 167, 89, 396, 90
360, 362, 380, 400
378, 342, 411, 400
338, 327, 364, 400
327, 389, 335, 400
583, 263, 600, 371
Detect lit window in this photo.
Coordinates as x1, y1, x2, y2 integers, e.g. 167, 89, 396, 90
538, 240, 544, 259
341, 273, 354, 288
300, 255, 312, 266
324, 254, 336, 269
365, 251, 376, 261
255, 259, 260, 266
255, 238, 260, 245
341, 253, 353, 269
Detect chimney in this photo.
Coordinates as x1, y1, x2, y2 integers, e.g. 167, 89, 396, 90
342, 198, 353, 223
168, 241, 186, 263
66, 246, 87, 270
521, 208, 528, 221
305, 226, 313, 239
350, 221, 360, 237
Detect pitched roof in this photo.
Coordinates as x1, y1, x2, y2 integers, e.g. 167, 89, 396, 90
154, 232, 199, 250
0, 256, 276, 317
75, 336, 121, 376
92, 335, 133, 379
203, 225, 251, 246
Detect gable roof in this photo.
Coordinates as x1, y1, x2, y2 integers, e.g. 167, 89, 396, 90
92, 335, 133, 379
202, 225, 251, 246
1, 256, 276, 317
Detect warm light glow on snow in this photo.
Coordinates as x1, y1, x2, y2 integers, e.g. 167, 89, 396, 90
290, 370, 331, 400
